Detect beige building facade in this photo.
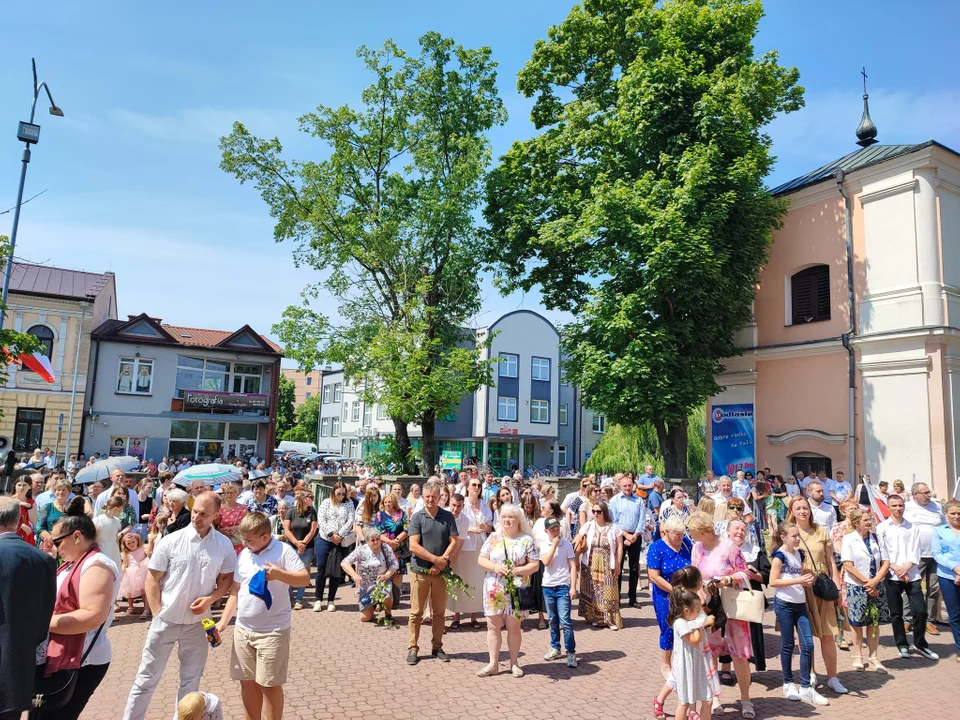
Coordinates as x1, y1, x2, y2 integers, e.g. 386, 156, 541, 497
1, 263, 117, 461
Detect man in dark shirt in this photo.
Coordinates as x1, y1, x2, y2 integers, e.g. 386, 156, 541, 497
406, 480, 458, 665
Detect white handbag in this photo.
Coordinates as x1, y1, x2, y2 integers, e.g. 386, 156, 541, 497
720, 586, 766, 624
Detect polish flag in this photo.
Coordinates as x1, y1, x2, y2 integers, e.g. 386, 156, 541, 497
2, 348, 56, 383
862, 482, 890, 522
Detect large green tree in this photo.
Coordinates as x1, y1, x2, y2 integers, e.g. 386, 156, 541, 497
484, 0, 803, 477
585, 410, 706, 478
221, 33, 505, 474
281, 394, 320, 443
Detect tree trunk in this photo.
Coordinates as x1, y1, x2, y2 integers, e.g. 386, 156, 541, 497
420, 409, 438, 476
653, 419, 689, 479
392, 417, 415, 475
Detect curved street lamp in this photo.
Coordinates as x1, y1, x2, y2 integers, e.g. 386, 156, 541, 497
1, 58, 64, 322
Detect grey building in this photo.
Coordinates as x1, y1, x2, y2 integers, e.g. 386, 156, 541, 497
84, 314, 282, 463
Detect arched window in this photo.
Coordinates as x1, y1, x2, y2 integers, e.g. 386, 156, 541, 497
790, 265, 830, 324
27, 325, 55, 359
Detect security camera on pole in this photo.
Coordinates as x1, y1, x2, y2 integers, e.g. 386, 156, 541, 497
1, 58, 64, 324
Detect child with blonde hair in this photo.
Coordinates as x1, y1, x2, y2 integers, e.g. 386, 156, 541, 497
119, 531, 150, 617
177, 690, 223, 720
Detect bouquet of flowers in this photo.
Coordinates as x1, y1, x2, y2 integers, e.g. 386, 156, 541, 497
441, 566, 474, 601
499, 536, 523, 619
368, 580, 394, 626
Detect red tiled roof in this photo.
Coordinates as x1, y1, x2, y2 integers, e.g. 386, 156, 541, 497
7, 261, 113, 299
161, 324, 283, 353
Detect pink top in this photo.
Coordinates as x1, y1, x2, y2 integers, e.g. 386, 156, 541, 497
691, 537, 749, 588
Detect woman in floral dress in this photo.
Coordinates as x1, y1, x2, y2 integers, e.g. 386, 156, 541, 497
341, 528, 399, 623
687, 511, 755, 719
831, 499, 859, 649
477, 504, 540, 677
215, 482, 248, 554
375, 493, 409, 603
575, 500, 624, 630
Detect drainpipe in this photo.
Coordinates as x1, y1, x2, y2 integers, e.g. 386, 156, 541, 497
836, 169, 857, 483
64, 303, 86, 461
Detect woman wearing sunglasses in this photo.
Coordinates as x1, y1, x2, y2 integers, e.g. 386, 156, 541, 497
312, 481, 354, 612
574, 501, 624, 630
36, 497, 120, 720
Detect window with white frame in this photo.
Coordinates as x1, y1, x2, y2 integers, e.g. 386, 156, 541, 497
342, 404, 349, 421
531, 357, 551, 381
322, 385, 331, 403
377, 405, 387, 420
592, 414, 606, 433
559, 402, 568, 425
350, 438, 360, 459
320, 417, 330, 436
331, 417, 340, 436
497, 396, 517, 421
175, 356, 229, 398
530, 399, 549, 423
352, 401, 360, 421
557, 444, 567, 467
499, 353, 518, 378
363, 404, 372, 426
117, 357, 154, 395
334, 383, 342, 402
230, 363, 262, 394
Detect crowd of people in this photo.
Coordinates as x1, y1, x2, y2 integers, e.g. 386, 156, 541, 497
2, 457, 959, 720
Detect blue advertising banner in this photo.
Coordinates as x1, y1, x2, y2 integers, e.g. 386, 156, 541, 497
710, 404, 755, 477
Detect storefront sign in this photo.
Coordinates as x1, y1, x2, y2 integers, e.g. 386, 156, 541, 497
710, 404, 755, 476
183, 390, 269, 411
499, 427, 518, 435
440, 450, 463, 471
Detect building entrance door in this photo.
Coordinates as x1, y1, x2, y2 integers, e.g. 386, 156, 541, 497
790, 455, 833, 479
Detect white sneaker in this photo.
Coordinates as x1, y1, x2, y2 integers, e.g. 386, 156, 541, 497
809, 671, 817, 688
609, 624, 619, 631
313, 601, 323, 612
799, 687, 830, 706
826, 677, 848, 694
783, 682, 801, 701
544, 647, 562, 661
911, 645, 940, 661
566, 652, 577, 668
327, 603, 336, 612
898, 647, 911, 659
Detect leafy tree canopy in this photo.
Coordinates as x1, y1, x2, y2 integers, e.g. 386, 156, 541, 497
484, 0, 803, 475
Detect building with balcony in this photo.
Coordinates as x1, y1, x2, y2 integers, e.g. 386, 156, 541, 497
0, 262, 117, 461
312, 311, 582, 474
85, 314, 282, 462
708, 135, 960, 499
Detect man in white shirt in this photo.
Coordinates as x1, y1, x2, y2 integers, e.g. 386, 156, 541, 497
877, 494, 938, 660
539, 517, 579, 668
123, 492, 236, 720
93, 467, 139, 518
828, 471, 852, 518
711, 476, 734, 522
804, 482, 835, 533
904, 482, 947, 635
42, 448, 56, 470
216, 511, 308, 720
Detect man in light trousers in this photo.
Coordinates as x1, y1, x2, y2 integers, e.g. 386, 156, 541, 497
122, 492, 235, 720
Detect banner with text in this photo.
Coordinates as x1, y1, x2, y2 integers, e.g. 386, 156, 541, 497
710, 404, 755, 477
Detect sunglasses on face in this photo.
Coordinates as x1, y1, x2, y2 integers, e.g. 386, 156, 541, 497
592, 508, 602, 514
51, 532, 74, 547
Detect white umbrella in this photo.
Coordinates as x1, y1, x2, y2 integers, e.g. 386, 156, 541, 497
74, 456, 142, 484
173, 463, 242, 487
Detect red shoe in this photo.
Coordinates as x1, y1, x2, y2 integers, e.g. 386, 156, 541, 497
653, 699, 666, 720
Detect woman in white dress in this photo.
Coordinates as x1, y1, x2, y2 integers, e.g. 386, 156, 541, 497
447, 490, 487, 629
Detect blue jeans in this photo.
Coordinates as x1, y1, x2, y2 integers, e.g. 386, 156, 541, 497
543, 585, 575, 653
773, 598, 813, 688
293, 549, 315, 602
940, 573, 960, 651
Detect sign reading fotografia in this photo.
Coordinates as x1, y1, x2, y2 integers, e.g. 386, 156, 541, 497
183, 390, 269, 410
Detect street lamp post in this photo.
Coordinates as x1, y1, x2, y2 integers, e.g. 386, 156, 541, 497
1, 58, 64, 324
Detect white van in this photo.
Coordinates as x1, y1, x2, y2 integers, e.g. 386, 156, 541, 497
278, 441, 319, 455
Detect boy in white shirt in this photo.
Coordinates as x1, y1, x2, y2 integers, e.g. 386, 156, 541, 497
217, 512, 309, 720
539, 517, 579, 668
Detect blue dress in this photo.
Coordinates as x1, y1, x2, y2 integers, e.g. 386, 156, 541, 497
648, 537, 693, 650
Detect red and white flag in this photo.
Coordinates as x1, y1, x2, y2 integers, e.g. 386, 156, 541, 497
2, 348, 56, 383
862, 482, 890, 522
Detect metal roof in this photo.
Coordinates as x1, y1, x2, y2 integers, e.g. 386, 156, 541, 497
6, 261, 114, 299
770, 140, 959, 197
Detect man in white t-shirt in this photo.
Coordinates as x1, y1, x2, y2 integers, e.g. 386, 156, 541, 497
123, 492, 236, 720
904, 482, 947, 635
94, 467, 140, 518
539, 517, 578, 668
217, 511, 308, 720
804, 481, 835, 533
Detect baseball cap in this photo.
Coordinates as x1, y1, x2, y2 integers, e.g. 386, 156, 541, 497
544, 517, 561, 530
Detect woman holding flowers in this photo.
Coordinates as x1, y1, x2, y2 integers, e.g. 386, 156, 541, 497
477, 503, 540, 677
840, 506, 890, 671
341, 527, 399, 623
575, 500, 624, 630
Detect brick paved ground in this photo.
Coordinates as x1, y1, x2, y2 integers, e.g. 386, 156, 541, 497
82, 581, 958, 720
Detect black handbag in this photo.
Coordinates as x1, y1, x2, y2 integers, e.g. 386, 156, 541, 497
518, 584, 537, 611
798, 534, 839, 602
31, 624, 104, 712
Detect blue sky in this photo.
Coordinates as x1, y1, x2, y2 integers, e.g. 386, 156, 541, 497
2, 0, 958, 367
